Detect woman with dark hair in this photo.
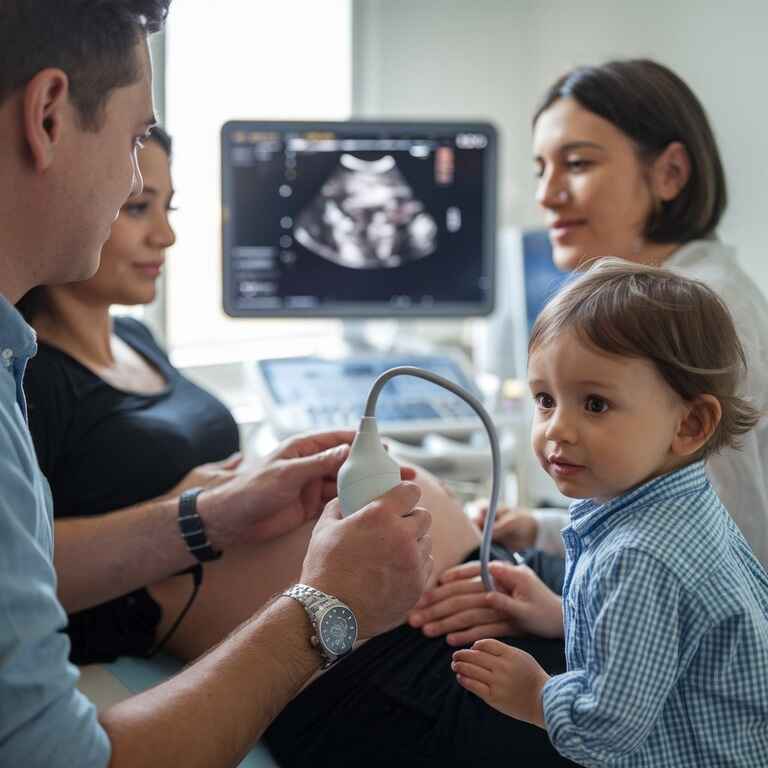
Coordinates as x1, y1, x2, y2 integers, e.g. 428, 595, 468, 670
413, 57, 768, 682
523, 59, 768, 565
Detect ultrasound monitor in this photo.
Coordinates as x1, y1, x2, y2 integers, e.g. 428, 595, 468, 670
521, 230, 571, 333
221, 120, 497, 318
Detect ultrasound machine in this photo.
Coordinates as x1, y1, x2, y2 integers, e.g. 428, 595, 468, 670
220, 119, 568, 488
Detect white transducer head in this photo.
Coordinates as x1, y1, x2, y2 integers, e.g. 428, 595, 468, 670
338, 417, 402, 517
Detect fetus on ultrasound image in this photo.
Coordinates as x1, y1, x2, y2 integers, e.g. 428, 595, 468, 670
294, 153, 438, 269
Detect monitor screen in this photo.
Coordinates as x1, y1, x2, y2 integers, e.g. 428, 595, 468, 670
521, 230, 571, 333
221, 120, 497, 317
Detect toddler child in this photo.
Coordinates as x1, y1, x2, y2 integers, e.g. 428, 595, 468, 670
452, 258, 768, 766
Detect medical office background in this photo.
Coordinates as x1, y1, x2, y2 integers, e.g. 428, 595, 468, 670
147, 0, 768, 449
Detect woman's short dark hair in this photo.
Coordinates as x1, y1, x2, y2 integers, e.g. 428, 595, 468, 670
0, 0, 170, 130
533, 59, 727, 244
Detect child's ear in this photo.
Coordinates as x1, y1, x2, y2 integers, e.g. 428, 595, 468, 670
671, 395, 722, 457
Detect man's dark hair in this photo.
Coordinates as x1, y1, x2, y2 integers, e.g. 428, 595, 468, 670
0, 1, 170, 129
533, 59, 727, 245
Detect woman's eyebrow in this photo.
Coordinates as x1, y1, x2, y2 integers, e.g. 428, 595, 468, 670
558, 141, 606, 152
533, 141, 606, 162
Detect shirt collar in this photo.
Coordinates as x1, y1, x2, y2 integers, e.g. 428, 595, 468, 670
567, 462, 710, 547
663, 237, 734, 270
0, 293, 37, 368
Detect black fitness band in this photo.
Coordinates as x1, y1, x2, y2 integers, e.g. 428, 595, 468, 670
177, 486, 222, 563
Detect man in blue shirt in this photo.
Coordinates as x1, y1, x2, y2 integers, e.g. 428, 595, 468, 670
0, 3, 434, 766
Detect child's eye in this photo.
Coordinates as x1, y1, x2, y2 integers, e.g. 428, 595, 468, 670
585, 396, 608, 414
534, 392, 555, 410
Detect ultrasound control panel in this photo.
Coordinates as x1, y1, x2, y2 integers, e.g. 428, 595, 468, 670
253, 353, 482, 439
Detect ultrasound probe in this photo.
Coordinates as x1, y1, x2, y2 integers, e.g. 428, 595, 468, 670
338, 366, 523, 592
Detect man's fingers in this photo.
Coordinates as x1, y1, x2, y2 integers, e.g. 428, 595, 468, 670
400, 466, 417, 481
408, 506, 432, 539
286, 444, 350, 487
337, 483, 425, 529
421, 551, 435, 585
416, 532, 433, 561
320, 480, 339, 502
293, 430, 356, 455
318, 497, 344, 523
361, 481, 422, 516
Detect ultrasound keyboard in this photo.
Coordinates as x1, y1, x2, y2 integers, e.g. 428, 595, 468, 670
253, 353, 483, 439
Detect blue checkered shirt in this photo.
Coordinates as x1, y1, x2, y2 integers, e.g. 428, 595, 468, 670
542, 461, 768, 766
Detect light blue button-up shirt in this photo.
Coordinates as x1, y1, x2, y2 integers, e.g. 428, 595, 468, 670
542, 462, 768, 767
0, 294, 110, 766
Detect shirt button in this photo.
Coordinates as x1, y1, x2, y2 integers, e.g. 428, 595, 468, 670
1, 349, 12, 366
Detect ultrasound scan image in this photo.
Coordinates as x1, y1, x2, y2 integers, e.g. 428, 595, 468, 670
294, 154, 438, 269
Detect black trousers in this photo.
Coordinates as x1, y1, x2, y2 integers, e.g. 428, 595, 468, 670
265, 547, 577, 767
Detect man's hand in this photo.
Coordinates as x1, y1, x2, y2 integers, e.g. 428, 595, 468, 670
300, 482, 433, 639
199, 431, 357, 550
408, 560, 564, 644
452, 639, 549, 727
163, 452, 244, 498
469, 501, 538, 551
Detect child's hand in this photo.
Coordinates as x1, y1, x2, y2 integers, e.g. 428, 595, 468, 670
452, 639, 549, 727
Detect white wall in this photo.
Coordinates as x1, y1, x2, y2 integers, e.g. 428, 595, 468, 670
353, 0, 768, 295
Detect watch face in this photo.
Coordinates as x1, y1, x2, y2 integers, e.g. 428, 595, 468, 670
319, 605, 358, 656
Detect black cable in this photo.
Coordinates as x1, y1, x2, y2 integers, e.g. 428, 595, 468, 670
145, 562, 203, 658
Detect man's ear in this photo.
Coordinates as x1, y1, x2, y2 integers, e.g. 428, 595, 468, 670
23, 68, 71, 172
651, 141, 691, 203
671, 394, 722, 457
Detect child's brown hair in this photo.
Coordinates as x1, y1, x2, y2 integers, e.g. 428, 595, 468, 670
529, 258, 762, 458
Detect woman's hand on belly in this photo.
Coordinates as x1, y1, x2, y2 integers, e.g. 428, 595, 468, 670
408, 560, 565, 645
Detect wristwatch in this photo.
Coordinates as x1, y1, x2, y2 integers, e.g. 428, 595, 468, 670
282, 584, 358, 669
